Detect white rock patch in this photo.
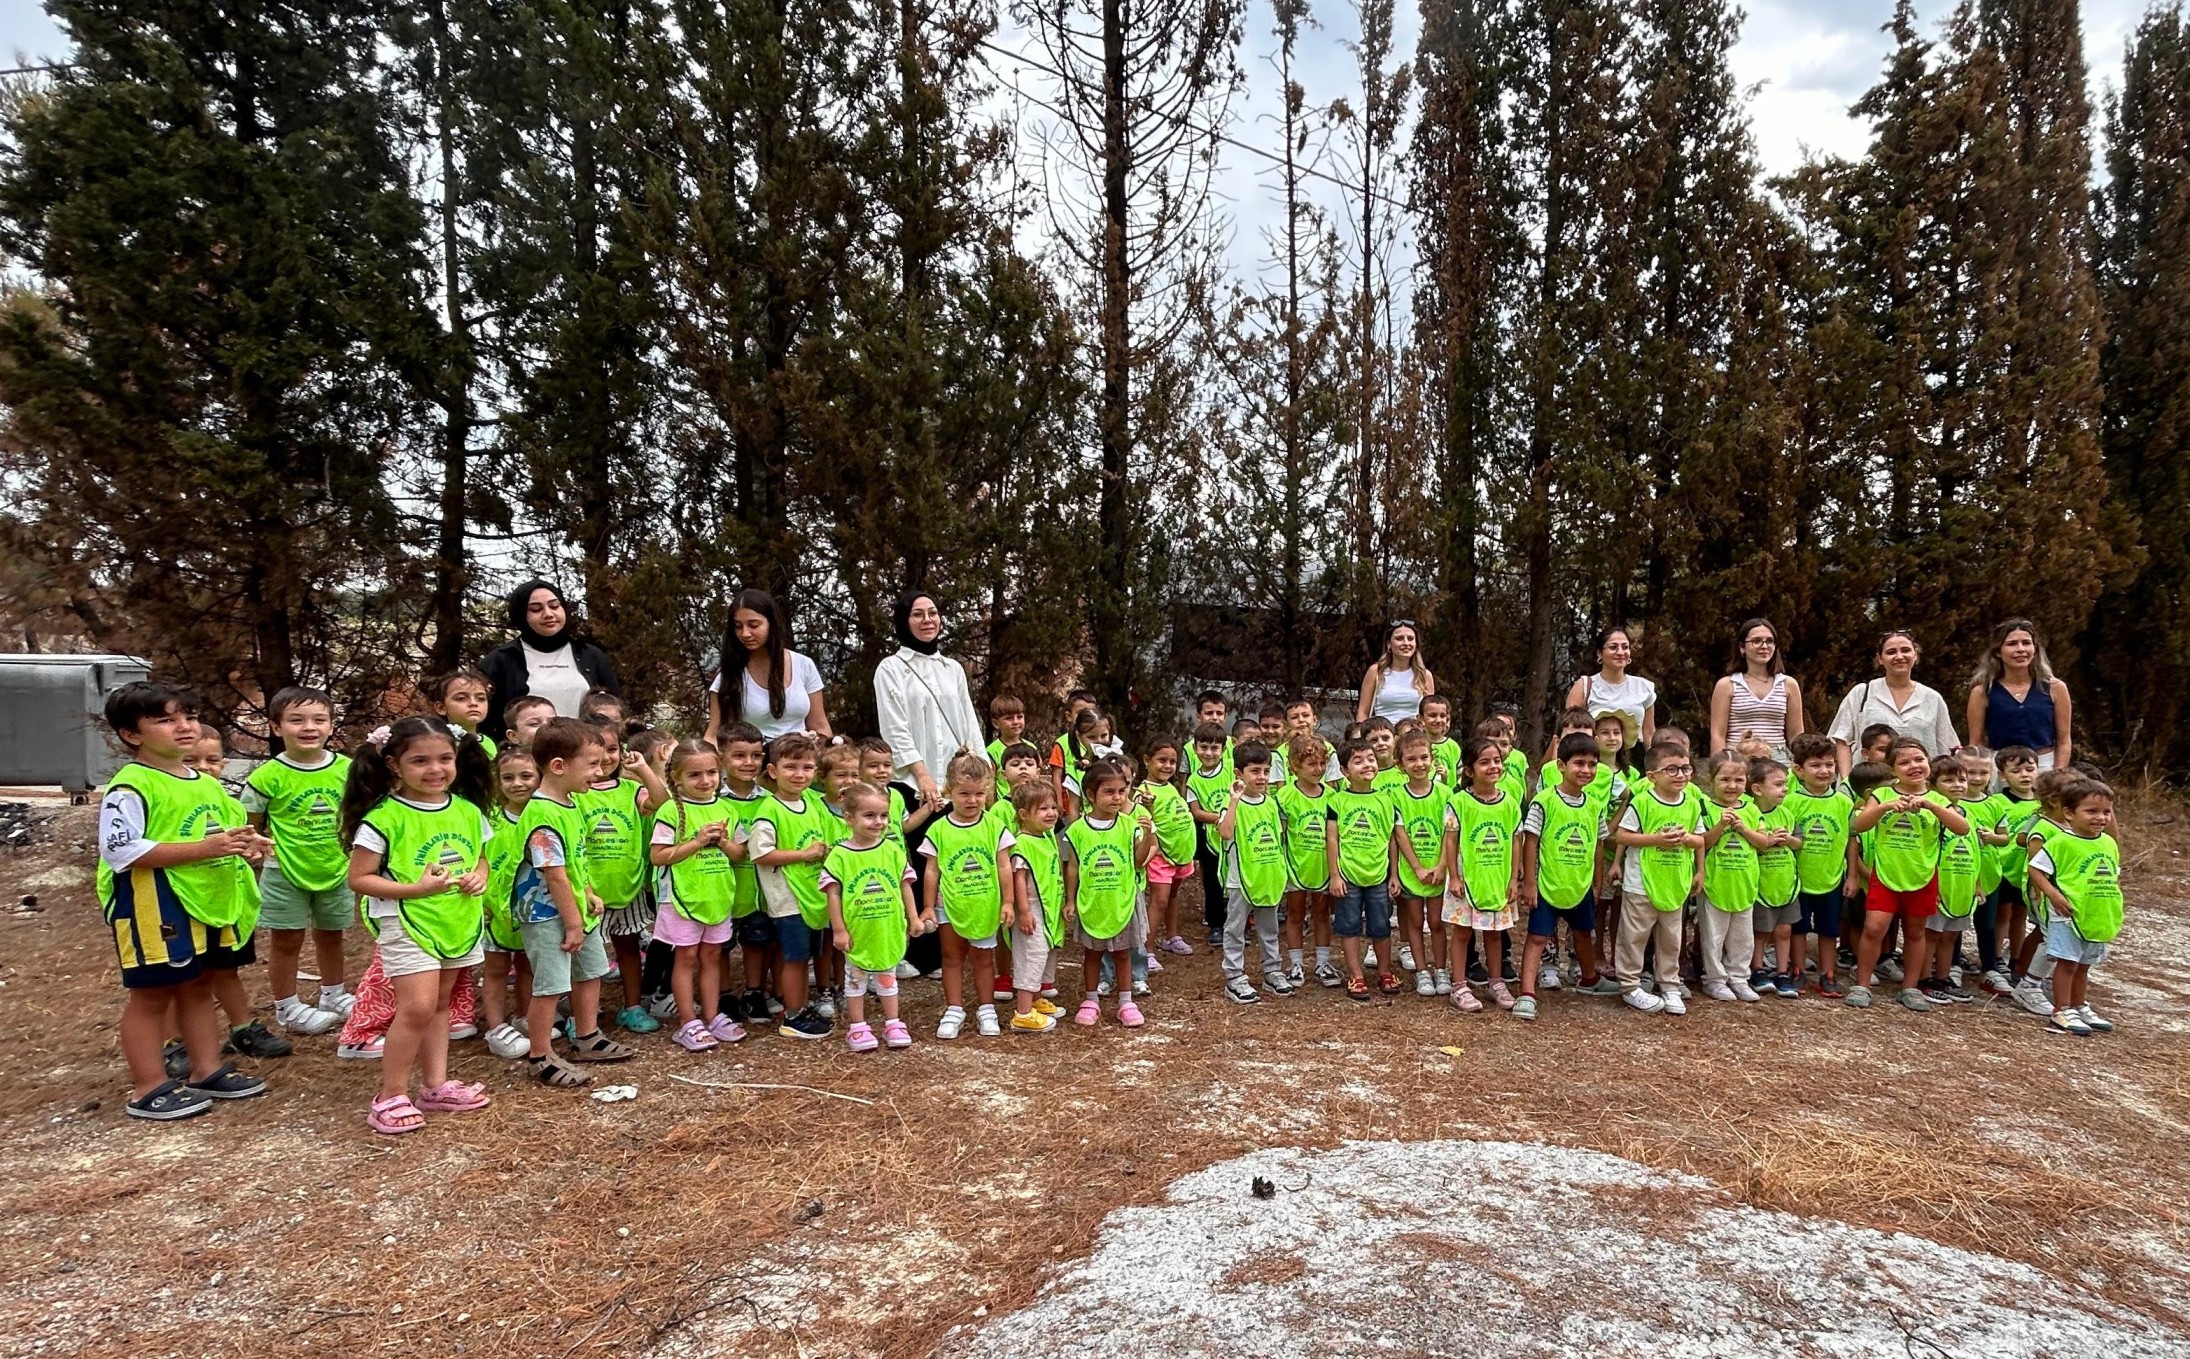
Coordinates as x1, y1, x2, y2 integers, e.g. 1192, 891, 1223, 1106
955, 1139, 2190, 1359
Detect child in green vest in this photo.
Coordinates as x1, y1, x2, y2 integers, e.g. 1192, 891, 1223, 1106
1066, 758, 1156, 1028
1744, 757, 1804, 998
1140, 737, 1200, 959
175, 722, 286, 1067
826, 782, 922, 1052
1779, 733, 1851, 997
986, 694, 1028, 770
650, 739, 749, 1051
1391, 729, 1451, 994
481, 745, 539, 1059
243, 685, 355, 1037
1980, 745, 2041, 997
1917, 754, 1987, 1004
1529, 707, 1600, 991
2028, 779, 2123, 1036
1278, 732, 1337, 988
579, 719, 669, 1036
1444, 737, 1522, 1014
2009, 767, 2078, 1013
1698, 752, 1772, 1002
742, 733, 835, 1040
1612, 741, 1705, 1015
1420, 694, 1462, 787
721, 724, 778, 1020
1007, 781, 1069, 1031
1216, 742, 1295, 1003
921, 751, 1015, 1039
1185, 722, 1233, 950
1847, 739, 1971, 1012
427, 668, 499, 759
514, 718, 629, 1085
1326, 737, 1400, 1001
1514, 733, 1618, 1020
343, 716, 498, 1134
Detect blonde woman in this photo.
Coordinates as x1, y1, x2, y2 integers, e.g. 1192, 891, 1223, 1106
1356, 621, 1436, 725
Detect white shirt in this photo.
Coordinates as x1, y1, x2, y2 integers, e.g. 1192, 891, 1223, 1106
874, 647, 983, 783
1827, 678, 1960, 758
1370, 665, 1425, 724
522, 641, 590, 717
1583, 672, 1657, 733
709, 649, 825, 739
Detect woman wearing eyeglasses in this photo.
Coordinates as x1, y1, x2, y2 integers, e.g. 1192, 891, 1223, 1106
1356, 621, 1436, 725
1964, 619, 2072, 772
1708, 618, 1805, 763
1826, 630, 1961, 775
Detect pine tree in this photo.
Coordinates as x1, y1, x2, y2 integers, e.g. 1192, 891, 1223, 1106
0, 0, 435, 713
2089, 4, 2190, 765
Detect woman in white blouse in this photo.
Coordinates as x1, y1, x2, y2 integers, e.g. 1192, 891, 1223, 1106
701, 590, 831, 745
873, 591, 983, 809
1564, 626, 1657, 750
1826, 629, 1960, 774
1354, 620, 1436, 725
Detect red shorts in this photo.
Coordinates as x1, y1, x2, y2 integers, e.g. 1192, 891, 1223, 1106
1865, 877, 1938, 919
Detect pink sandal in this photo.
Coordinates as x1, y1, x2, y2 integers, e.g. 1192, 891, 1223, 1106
882, 1018, 913, 1048
1074, 997, 1101, 1027
416, 1080, 492, 1113
367, 1093, 426, 1135
1116, 999, 1145, 1028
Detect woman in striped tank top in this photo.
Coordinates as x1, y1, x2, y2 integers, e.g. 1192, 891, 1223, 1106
1709, 618, 1806, 763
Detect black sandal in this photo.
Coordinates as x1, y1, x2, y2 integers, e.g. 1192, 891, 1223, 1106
127, 1079, 213, 1121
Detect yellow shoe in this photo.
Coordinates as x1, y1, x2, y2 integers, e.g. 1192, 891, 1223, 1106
1010, 1010, 1057, 1034
1032, 997, 1063, 1017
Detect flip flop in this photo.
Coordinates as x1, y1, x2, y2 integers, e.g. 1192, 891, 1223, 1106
367, 1094, 425, 1135
416, 1080, 492, 1113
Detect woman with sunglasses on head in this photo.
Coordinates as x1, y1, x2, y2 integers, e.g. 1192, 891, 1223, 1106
1708, 618, 1806, 763
1564, 626, 1657, 754
1356, 621, 1436, 726
1964, 618, 2073, 773
1826, 629, 1961, 775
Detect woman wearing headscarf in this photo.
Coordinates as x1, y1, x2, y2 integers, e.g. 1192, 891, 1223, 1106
477, 579, 621, 741
872, 591, 983, 810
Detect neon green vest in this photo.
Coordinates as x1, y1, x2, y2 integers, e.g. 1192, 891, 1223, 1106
1013, 829, 1066, 945
1186, 762, 1231, 850
2047, 830, 2123, 943
1275, 781, 1332, 892
1226, 794, 1288, 908
1783, 786, 1852, 895
516, 793, 597, 930
577, 779, 648, 907
97, 764, 250, 929
1452, 789, 1522, 911
1065, 814, 1139, 939
1531, 787, 1599, 910
1869, 789, 1948, 893
1701, 797, 1760, 911
1629, 791, 1700, 913
244, 752, 353, 891
826, 838, 911, 971
484, 807, 524, 950
1330, 786, 1397, 888
753, 793, 832, 927
924, 812, 1009, 940
1391, 783, 1448, 898
1934, 799, 1984, 918
1754, 801, 1799, 908
361, 795, 486, 959
724, 789, 766, 916
1143, 781, 1197, 864
656, 797, 738, 925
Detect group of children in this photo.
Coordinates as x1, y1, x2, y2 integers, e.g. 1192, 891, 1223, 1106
92, 671, 2128, 1131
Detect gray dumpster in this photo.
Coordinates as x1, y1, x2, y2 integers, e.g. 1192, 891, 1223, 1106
0, 654, 152, 792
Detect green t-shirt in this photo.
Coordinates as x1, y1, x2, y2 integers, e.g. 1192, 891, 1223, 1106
752, 792, 833, 926
825, 838, 912, 972
1868, 788, 1950, 893
1628, 790, 1701, 913
359, 794, 487, 958
1936, 800, 1985, 919
1329, 786, 1398, 888
1142, 781, 1198, 864
244, 752, 354, 892
1275, 781, 1332, 892
1990, 793, 2041, 893
1450, 788, 1522, 911
517, 792, 596, 929
1065, 813, 1140, 939
1754, 800, 1800, 908
98, 764, 251, 929
577, 779, 648, 908
1431, 737, 1463, 787
923, 811, 1011, 940
654, 796, 739, 925
1528, 786, 1600, 910
1225, 793, 1289, 908
2043, 830, 2123, 943
1783, 784, 1853, 896
1012, 828, 1066, 945
1390, 782, 1449, 898
1700, 796, 1760, 911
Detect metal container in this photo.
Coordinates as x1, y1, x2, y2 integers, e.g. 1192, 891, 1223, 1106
0, 654, 152, 792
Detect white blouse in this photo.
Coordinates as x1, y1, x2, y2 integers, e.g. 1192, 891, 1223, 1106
874, 647, 983, 783
710, 649, 825, 739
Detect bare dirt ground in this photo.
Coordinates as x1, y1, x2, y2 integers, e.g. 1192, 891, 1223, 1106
4, 791, 2190, 1359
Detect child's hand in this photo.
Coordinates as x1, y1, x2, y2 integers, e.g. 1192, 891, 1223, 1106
1232, 778, 1247, 799
832, 926, 851, 951
1016, 903, 1036, 934
455, 865, 488, 895
419, 862, 452, 892
806, 843, 829, 863
1658, 825, 1687, 846
562, 920, 585, 953
586, 888, 604, 915
916, 911, 938, 936
623, 750, 643, 772
206, 826, 257, 859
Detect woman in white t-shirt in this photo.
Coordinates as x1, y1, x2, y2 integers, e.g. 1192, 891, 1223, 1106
1565, 626, 1657, 750
1354, 620, 1436, 725
701, 590, 831, 745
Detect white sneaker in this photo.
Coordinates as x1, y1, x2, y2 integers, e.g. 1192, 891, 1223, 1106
1396, 944, 1418, 973
484, 1023, 529, 1059
277, 997, 343, 1036
974, 1005, 1001, 1037
1095, 979, 1116, 998
1132, 978, 1152, 996
1415, 970, 1437, 997
894, 961, 921, 979
1662, 989, 1688, 1016
1224, 976, 1261, 1005
1702, 980, 1736, 1003
318, 988, 356, 1019
1539, 964, 1563, 992
2012, 978, 2054, 1016
1622, 988, 1666, 1014
1731, 982, 1761, 1003
1286, 963, 1306, 988
936, 1006, 965, 1040
448, 1021, 479, 1040
2077, 1003, 2115, 1033
1878, 958, 1904, 983
1315, 961, 1342, 988
2049, 1007, 2092, 1037
1433, 968, 1454, 996
1364, 946, 1379, 970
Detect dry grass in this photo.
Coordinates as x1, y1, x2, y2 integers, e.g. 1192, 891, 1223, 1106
6, 791, 2190, 1357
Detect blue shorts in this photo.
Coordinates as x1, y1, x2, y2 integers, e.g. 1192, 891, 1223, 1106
1527, 898, 1596, 938
772, 915, 819, 964
1795, 889, 1844, 939
2045, 918, 2108, 966
735, 913, 774, 948
1333, 881, 1391, 939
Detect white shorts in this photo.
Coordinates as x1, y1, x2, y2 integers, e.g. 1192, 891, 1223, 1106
375, 919, 485, 978
844, 965, 901, 999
